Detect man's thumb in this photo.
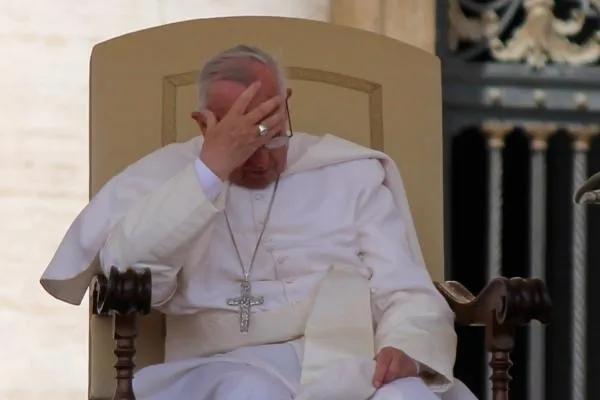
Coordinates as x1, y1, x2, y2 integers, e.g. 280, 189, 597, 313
201, 109, 217, 130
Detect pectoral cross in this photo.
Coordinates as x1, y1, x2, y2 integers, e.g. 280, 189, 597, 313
227, 279, 264, 334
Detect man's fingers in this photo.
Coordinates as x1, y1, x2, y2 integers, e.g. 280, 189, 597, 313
258, 109, 285, 134
245, 95, 282, 125
229, 81, 262, 115
372, 353, 392, 388
384, 357, 402, 383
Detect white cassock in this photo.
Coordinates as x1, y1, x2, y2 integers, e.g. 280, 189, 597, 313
40, 132, 478, 400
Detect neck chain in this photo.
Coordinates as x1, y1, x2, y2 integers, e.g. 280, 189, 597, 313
224, 177, 281, 334
224, 176, 281, 281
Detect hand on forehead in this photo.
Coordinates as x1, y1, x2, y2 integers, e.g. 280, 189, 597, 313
207, 79, 281, 119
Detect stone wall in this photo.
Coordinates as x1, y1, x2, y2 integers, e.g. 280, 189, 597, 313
0, 2, 329, 398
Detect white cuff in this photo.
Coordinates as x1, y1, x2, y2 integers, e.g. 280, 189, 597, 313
414, 359, 421, 375
194, 158, 224, 200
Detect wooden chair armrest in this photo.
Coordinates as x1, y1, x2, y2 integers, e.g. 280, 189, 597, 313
91, 267, 152, 400
435, 277, 552, 400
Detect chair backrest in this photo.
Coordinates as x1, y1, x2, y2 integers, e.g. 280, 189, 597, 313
88, 16, 443, 399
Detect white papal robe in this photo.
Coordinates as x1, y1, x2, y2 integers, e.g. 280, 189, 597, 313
40, 132, 478, 400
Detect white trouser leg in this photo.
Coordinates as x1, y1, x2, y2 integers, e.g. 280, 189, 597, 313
194, 362, 294, 400
371, 377, 439, 400
438, 379, 479, 400
133, 342, 300, 400
372, 377, 479, 400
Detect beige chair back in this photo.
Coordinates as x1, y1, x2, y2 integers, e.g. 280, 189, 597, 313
88, 16, 443, 399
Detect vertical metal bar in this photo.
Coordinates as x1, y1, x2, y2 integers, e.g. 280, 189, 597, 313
571, 135, 589, 400
487, 142, 504, 281
482, 122, 511, 400
526, 126, 552, 400
486, 150, 504, 400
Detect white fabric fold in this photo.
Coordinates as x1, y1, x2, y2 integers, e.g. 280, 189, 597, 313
296, 358, 377, 400
300, 265, 374, 387
40, 137, 202, 304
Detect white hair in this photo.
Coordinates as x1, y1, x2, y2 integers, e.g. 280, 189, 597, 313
196, 45, 287, 110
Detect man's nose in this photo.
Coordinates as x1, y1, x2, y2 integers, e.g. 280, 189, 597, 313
247, 148, 270, 169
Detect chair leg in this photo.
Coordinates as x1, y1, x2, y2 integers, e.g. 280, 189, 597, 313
92, 268, 150, 400
113, 313, 138, 400
488, 345, 513, 400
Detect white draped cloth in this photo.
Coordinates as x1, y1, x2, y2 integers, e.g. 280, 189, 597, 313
40, 133, 478, 399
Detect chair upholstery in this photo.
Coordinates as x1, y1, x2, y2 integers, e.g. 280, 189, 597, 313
87, 16, 551, 400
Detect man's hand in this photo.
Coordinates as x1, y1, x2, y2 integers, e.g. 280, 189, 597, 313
199, 81, 285, 180
372, 346, 419, 388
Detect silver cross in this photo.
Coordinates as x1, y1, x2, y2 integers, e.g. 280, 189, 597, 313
226, 279, 264, 334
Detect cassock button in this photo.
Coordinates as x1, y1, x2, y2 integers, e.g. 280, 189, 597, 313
254, 194, 263, 200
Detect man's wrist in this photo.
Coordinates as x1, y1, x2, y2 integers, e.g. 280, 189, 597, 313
199, 151, 231, 181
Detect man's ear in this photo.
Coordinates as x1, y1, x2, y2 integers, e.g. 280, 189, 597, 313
286, 87, 293, 100
190, 111, 207, 134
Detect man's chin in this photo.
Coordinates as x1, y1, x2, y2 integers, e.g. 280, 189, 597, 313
232, 171, 277, 189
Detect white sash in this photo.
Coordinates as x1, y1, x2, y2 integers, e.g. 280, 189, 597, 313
297, 265, 378, 399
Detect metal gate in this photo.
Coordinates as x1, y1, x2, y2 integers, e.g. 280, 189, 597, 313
438, 1, 600, 399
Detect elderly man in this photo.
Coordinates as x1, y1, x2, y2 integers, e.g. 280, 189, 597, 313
41, 45, 477, 399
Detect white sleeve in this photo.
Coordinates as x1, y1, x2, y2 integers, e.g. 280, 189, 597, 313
99, 163, 225, 306
194, 157, 224, 201
355, 160, 457, 391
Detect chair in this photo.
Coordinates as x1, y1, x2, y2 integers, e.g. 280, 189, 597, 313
85, 16, 551, 400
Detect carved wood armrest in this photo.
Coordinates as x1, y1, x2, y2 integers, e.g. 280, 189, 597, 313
435, 277, 552, 400
91, 267, 152, 400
